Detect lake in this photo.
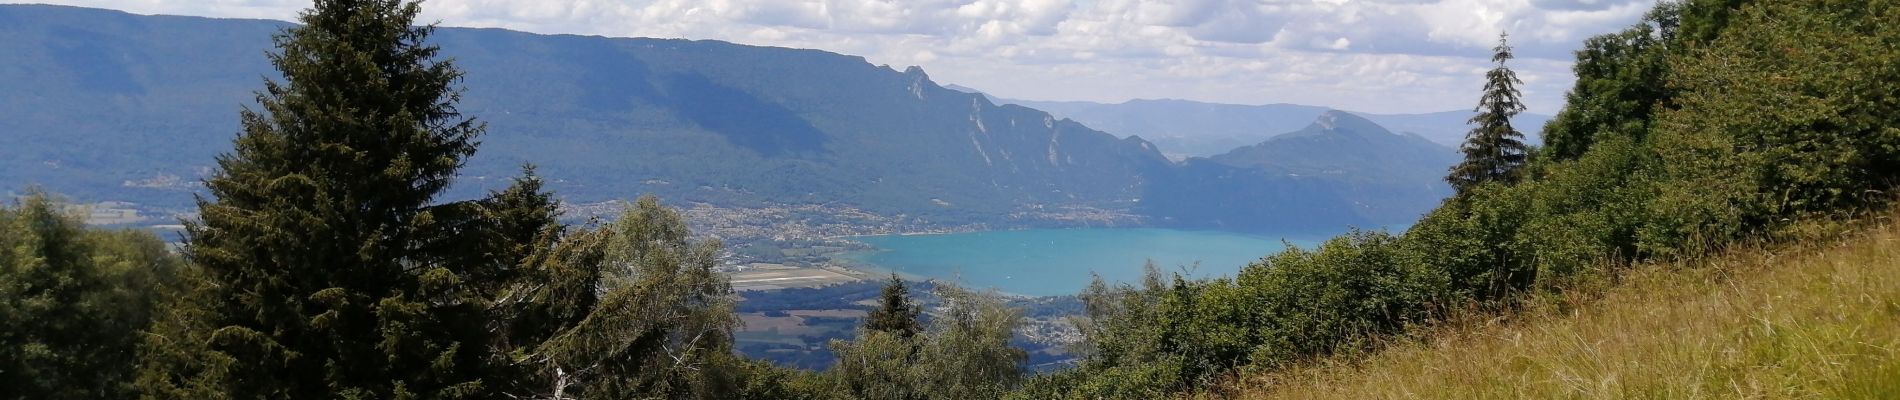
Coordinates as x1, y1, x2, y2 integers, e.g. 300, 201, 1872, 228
841, 228, 1330, 297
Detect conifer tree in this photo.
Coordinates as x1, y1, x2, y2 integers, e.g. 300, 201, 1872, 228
485, 167, 560, 263
1449, 33, 1532, 195
470, 165, 562, 297
138, 0, 501, 397
865, 273, 923, 338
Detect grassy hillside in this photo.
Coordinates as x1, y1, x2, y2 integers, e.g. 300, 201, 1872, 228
1236, 212, 1900, 399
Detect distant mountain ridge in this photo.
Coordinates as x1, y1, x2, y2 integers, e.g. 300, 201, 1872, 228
1208, 111, 1459, 223
0, 5, 1432, 231
944, 87, 1550, 157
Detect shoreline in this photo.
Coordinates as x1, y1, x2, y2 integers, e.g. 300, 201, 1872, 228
810, 226, 1351, 299
822, 246, 1042, 299
832, 225, 1343, 242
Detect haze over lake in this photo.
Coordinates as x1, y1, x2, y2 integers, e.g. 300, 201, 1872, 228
844, 228, 1332, 296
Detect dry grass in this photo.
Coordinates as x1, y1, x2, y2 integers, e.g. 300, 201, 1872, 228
1232, 213, 1900, 399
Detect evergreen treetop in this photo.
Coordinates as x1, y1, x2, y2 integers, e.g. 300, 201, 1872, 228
1449, 32, 1532, 195
143, 0, 500, 397
865, 273, 924, 338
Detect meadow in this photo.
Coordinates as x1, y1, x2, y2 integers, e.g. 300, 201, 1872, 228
1234, 211, 1900, 399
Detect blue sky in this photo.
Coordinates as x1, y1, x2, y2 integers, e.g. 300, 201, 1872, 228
8, 0, 1658, 114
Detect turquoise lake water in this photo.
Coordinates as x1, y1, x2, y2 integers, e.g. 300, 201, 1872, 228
842, 228, 1330, 297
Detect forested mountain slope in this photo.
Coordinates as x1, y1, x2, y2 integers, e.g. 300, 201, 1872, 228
0, 4, 1424, 230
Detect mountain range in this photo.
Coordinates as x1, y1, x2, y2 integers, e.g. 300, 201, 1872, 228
1208, 111, 1459, 224
944, 86, 1550, 158
0, 5, 1457, 232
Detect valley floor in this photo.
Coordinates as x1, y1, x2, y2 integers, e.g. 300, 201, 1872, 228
1233, 213, 1900, 399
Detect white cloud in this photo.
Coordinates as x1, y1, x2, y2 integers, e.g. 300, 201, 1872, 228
6, 0, 1659, 114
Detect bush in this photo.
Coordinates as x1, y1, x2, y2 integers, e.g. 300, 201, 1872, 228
1041, 233, 1447, 397
1238, 230, 1445, 367
823, 283, 1027, 400
1517, 135, 1656, 287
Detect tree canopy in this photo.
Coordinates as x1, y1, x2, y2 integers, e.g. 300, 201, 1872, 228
0, 194, 181, 399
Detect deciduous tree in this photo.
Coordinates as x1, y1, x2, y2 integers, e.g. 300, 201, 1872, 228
1, 194, 181, 399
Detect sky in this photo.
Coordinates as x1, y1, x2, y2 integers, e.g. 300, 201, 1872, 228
8, 0, 1659, 114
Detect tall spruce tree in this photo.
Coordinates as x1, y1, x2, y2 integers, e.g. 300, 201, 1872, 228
1449, 33, 1532, 195
140, 0, 501, 397
865, 273, 923, 338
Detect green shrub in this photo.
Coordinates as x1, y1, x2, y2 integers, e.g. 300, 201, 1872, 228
1518, 136, 1657, 287
825, 283, 1027, 400
1040, 266, 1204, 397
1239, 230, 1445, 367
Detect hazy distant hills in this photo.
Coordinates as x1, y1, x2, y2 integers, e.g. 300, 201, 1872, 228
0, 5, 1440, 231
947, 87, 1550, 158
1209, 111, 1459, 223
1015, 99, 1331, 158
